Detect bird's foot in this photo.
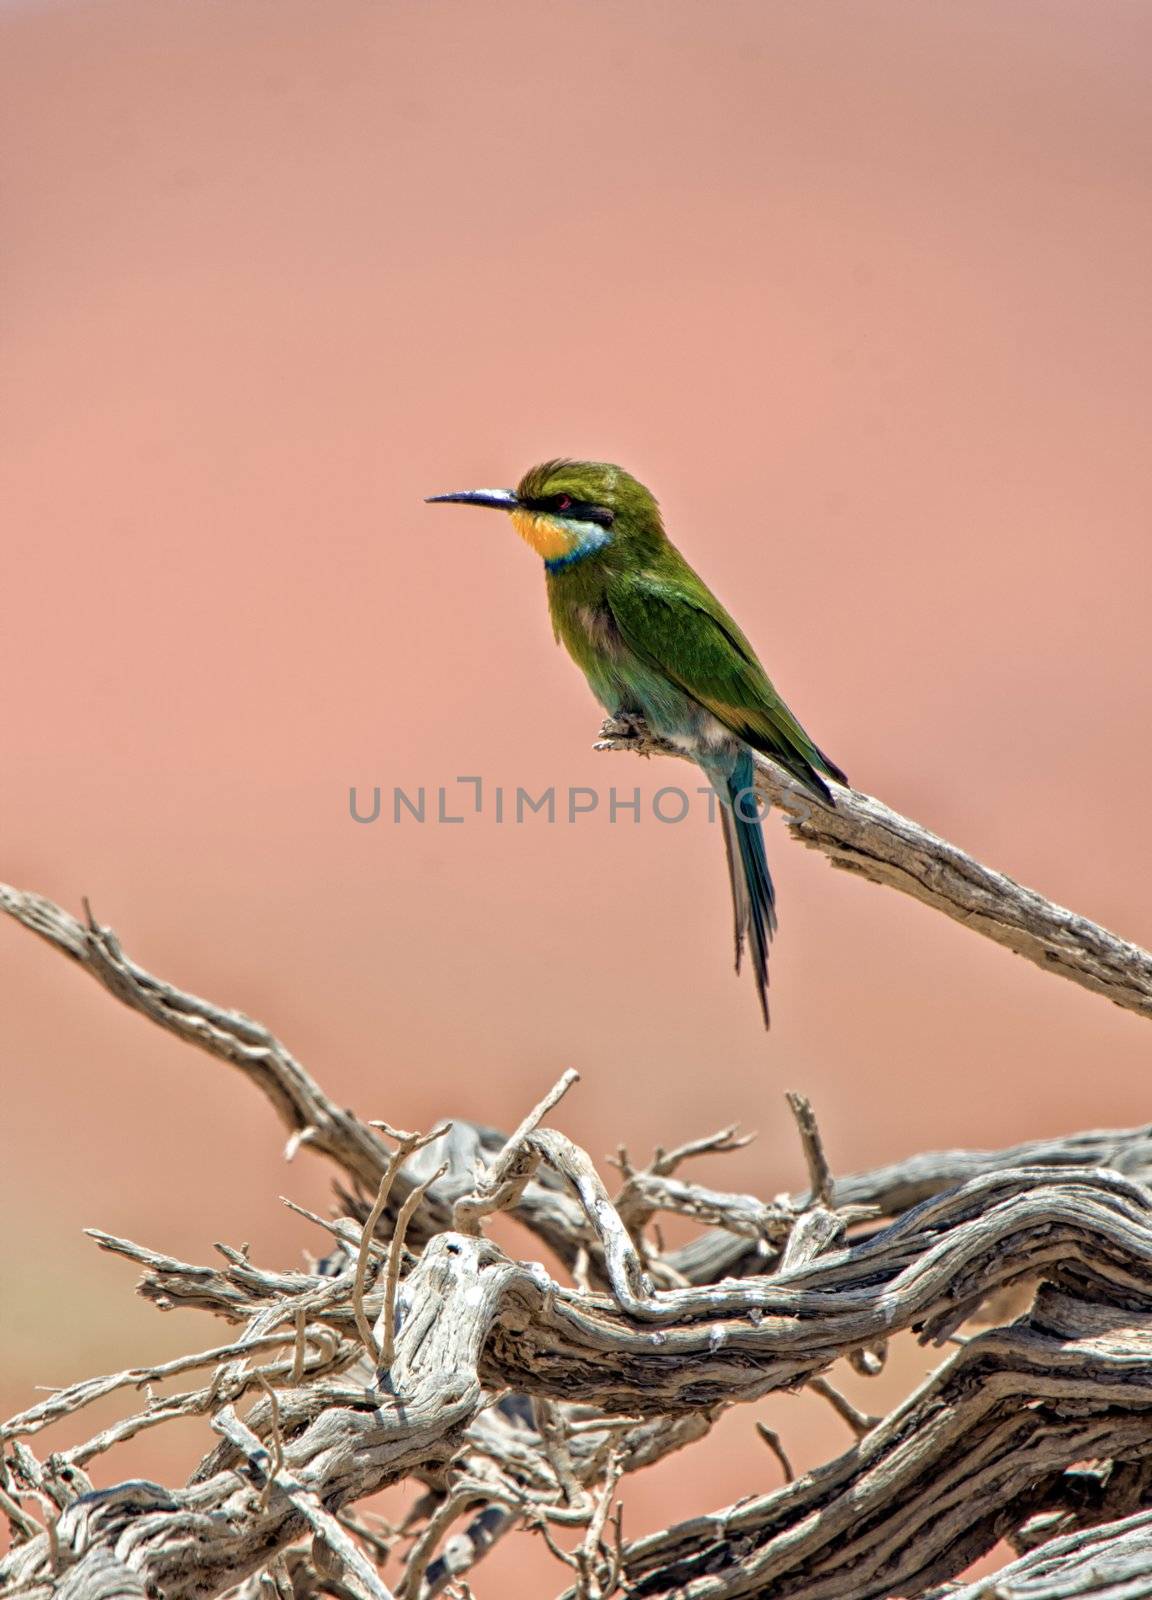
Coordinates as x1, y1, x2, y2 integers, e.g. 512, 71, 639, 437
594, 711, 652, 753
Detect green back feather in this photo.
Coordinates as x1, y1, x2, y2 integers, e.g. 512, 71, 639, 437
526, 460, 845, 795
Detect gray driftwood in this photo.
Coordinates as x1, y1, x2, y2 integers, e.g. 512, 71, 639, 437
3, 881, 1152, 1600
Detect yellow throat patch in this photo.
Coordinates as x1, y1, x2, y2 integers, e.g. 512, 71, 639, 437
510, 509, 573, 562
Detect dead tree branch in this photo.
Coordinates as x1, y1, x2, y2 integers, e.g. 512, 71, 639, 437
5, 1154, 1152, 1597
599, 1287, 1152, 1600
932, 1507, 1152, 1599
593, 717, 1152, 1022
0, 884, 399, 1194
4, 886, 1152, 1600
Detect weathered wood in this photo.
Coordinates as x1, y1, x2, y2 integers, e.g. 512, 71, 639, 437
0, 884, 398, 1194
934, 1508, 1152, 1599
5, 1160, 1152, 1599
605, 1290, 1152, 1599
594, 716, 1152, 1021
4, 886, 1152, 1600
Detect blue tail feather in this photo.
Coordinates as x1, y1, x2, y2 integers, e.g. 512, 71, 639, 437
719, 749, 776, 1029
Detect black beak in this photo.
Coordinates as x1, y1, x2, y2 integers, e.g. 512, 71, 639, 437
425, 489, 520, 511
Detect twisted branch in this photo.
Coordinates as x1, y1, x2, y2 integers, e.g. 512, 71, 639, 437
5, 1160, 1152, 1598
606, 1288, 1152, 1599
4, 884, 1152, 1600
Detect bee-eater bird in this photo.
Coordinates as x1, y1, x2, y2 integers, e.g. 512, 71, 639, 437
427, 460, 846, 1026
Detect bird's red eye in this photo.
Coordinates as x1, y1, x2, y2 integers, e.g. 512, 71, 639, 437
555, 494, 573, 512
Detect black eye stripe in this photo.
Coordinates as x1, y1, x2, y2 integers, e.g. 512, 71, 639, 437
524, 494, 615, 527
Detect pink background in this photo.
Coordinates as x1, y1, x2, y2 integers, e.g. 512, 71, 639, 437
2, 1, 1150, 1589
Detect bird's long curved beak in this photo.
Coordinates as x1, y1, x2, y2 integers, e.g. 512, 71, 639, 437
425, 489, 519, 511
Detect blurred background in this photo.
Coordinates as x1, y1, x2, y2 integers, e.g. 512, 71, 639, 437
2, 0, 1150, 1588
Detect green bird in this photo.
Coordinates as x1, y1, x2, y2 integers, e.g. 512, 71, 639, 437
427, 460, 846, 1026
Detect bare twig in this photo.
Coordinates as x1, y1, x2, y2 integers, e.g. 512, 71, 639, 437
378, 1162, 450, 1373
613, 1124, 756, 1233
452, 1070, 580, 1235
0, 1484, 45, 1543
572, 1450, 626, 1600
397, 1486, 481, 1600
532, 1401, 584, 1508
756, 1423, 795, 1483
337, 1507, 398, 1567
255, 1377, 286, 1508
1, 1331, 330, 1444
666, 1121, 1152, 1289
353, 1125, 450, 1366
786, 1092, 835, 1211
807, 1375, 879, 1439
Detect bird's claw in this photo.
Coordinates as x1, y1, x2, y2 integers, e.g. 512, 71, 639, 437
595, 712, 651, 753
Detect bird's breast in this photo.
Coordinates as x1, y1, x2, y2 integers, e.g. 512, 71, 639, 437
573, 603, 622, 655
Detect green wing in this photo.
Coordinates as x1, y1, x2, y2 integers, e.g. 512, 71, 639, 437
605, 567, 846, 798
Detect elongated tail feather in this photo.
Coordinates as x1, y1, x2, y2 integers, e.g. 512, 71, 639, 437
718, 749, 777, 1029
718, 803, 750, 972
